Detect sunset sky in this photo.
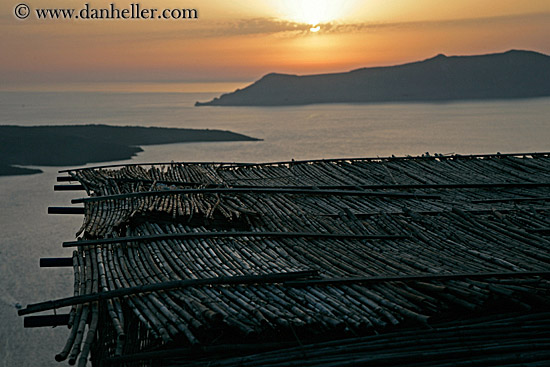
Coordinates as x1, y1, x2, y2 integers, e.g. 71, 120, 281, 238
1, 0, 549, 91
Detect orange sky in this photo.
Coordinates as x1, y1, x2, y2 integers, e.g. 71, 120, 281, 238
1, 0, 549, 90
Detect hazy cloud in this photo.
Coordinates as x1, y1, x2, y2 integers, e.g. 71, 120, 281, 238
320, 12, 550, 34
206, 11, 550, 37
202, 18, 310, 37
2, 11, 548, 46
110, 11, 550, 45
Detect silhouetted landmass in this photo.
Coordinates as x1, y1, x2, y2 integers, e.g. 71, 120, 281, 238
0, 125, 259, 176
196, 50, 550, 106
0, 165, 42, 176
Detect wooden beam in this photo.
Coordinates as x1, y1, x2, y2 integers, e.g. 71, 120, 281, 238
62, 178, 550, 191
233, 151, 550, 167
54, 184, 85, 191
48, 207, 85, 215
58, 151, 550, 172
472, 197, 550, 204
320, 207, 549, 218
62, 232, 408, 248
71, 188, 441, 204
19, 269, 550, 316
24, 314, 70, 328
40, 258, 73, 267
285, 271, 550, 287
18, 270, 318, 316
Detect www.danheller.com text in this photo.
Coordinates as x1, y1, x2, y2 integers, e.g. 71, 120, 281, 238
15, 2, 199, 20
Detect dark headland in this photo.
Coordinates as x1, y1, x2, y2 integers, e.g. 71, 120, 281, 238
196, 50, 550, 106
0, 125, 259, 176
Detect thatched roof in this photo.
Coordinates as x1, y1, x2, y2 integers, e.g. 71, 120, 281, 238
20, 153, 550, 366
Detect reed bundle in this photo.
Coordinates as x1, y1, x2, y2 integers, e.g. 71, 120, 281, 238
27, 153, 550, 366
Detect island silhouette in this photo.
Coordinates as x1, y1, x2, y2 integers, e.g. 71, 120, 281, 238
0, 125, 259, 176
196, 50, 550, 106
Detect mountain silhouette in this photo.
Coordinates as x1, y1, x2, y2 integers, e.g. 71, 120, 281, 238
196, 50, 550, 106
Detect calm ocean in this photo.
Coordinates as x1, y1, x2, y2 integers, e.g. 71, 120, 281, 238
1, 89, 549, 366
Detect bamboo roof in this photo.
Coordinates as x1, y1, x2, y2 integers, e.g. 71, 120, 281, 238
21, 152, 550, 366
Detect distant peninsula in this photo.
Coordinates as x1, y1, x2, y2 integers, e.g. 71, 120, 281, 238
196, 50, 550, 106
0, 125, 259, 176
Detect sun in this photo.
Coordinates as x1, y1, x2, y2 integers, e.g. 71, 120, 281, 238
271, 0, 358, 27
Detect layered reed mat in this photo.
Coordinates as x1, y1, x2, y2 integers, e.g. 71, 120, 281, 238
125, 312, 550, 367
21, 153, 550, 366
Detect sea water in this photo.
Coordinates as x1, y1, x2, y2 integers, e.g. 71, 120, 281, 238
2, 92, 550, 162
1, 90, 549, 366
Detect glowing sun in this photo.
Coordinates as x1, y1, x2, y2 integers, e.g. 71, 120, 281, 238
271, 0, 358, 27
